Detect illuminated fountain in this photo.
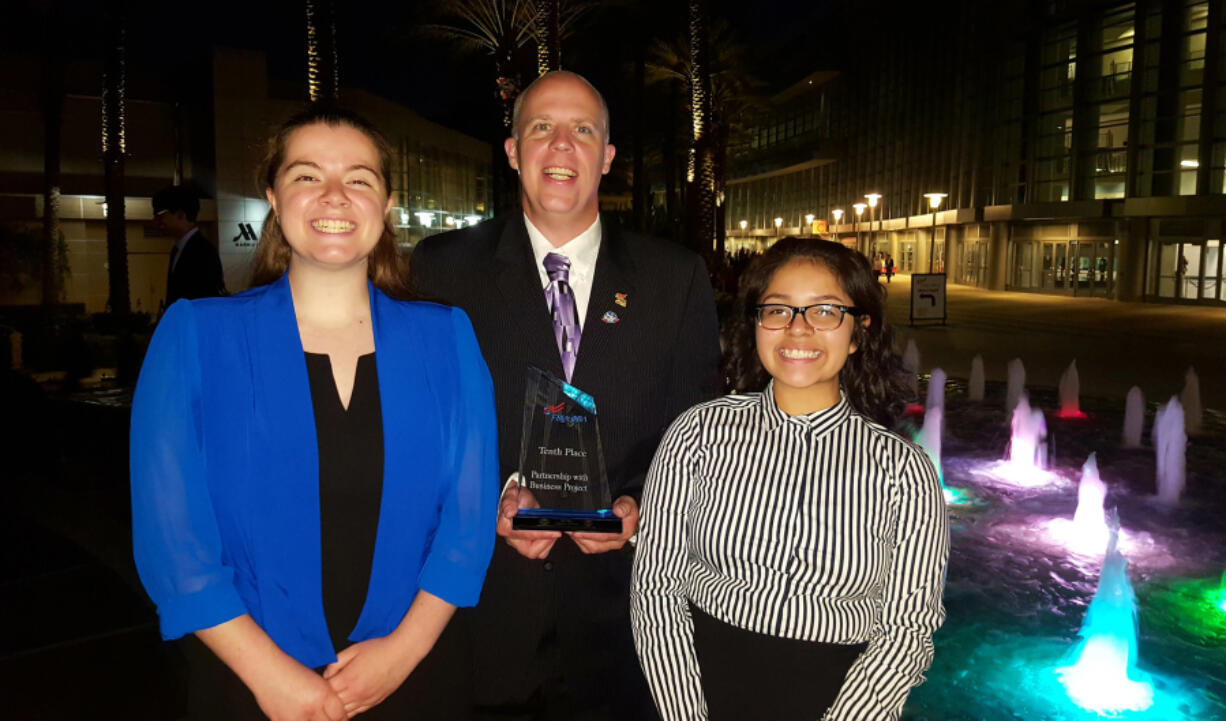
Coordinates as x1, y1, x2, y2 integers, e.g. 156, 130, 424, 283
1122, 386, 1144, 448
902, 339, 920, 396
1006, 358, 1025, 414
968, 354, 985, 402
1056, 360, 1086, 419
1182, 367, 1202, 435
1154, 396, 1186, 505
916, 368, 971, 504
1055, 522, 1154, 714
1069, 453, 1109, 555
1009, 394, 1047, 473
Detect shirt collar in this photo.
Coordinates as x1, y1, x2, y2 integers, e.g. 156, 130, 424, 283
524, 213, 601, 283
759, 380, 852, 436
174, 226, 199, 254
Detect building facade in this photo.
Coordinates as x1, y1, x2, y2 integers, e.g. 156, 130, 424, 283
0, 48, 491, 314
725, 0, 1225, 304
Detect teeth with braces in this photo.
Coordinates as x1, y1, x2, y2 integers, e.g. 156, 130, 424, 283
780, 348, 822, 359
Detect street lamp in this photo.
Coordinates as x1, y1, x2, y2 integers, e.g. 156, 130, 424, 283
805, 213, 815, 235
923, 192, 948, 273
853, 202, 867, 254
739, 219, 748, 234
831, 208, 844, 241
865, 193, 882, 254
774, 216, 783, 237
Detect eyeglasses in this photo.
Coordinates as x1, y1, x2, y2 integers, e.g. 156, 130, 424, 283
754, 303, 860, 331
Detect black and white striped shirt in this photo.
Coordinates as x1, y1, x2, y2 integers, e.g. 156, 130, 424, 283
630, 384, 949, 721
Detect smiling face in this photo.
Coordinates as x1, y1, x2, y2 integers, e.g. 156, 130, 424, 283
755, 259, 865, 415
265, 122, 393, 272
504, 74, 615, 240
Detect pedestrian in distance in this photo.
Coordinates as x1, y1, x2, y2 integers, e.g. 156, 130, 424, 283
631, 237, 949, 721
152, 184, 227, 308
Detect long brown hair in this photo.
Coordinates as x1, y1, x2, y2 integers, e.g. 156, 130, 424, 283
723, 237, 912, 426
248, 104, 414, 300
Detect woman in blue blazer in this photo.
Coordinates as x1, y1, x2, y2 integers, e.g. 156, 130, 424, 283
130, 106, 498, 721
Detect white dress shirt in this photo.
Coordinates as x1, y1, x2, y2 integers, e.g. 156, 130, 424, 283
631, 384, 950, 721
524, 214, 601, 329
170, 226, 200, 272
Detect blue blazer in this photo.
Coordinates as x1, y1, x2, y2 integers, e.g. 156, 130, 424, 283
130, 273, 498, 669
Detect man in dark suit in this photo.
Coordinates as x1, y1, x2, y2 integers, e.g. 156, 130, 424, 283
152, 185, 226, 307
411, 71, 720, 720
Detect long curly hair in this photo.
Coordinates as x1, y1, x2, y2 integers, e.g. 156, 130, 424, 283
723, 237, 913, 426
248, 104, 413, 300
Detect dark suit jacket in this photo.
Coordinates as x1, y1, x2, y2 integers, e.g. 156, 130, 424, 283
167, 230, 226, 305
411, 214, 720, 713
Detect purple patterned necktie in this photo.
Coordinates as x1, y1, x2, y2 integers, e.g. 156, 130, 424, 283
543, 252, 581, 382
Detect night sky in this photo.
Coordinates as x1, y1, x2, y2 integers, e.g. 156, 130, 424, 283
13, 0, 847, 143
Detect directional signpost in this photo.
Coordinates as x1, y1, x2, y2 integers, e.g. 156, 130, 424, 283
910, 273, 947, 325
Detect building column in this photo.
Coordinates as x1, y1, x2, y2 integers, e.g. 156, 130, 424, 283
987, 221, 1009, 290
1118, 217, 1148, 301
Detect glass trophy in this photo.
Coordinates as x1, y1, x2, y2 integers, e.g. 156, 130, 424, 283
513, 366, 620, 533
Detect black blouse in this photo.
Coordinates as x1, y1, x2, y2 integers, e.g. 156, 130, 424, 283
304, 351, 384, 653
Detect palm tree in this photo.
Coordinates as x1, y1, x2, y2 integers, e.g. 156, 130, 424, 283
102, 3, 129, 316
420, 0, 538, 129
41, 16, 64, 309
648, 12, 760, 261
687, 0, 716, 260
535, 0, 560, 75
305, 0, 340, 102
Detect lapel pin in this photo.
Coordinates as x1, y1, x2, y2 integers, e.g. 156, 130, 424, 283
601, 311, 621, 324
614, 292, 628, 308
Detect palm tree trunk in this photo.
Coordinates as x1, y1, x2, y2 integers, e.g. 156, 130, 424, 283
306, 0, 340, 102
687, 0, 716, 263
535, 0, 560, 75
103, 5, 129, 316
42, 35, 63, 309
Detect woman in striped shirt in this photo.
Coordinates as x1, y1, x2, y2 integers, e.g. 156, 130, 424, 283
630, 237, 949, 721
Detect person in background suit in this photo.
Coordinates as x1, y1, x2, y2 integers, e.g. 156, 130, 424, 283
152, 185, 226, 306
411, 70, 722, 721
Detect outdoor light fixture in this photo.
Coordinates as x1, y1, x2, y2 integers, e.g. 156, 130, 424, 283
832, 208, 844, 230
774, 217, 783, 227
445, 216, 456, 226
466, 216, 482, 226
923, 193, 948, 272
399, 210, 410, 226
739, 219, 748, 231
853, 204, 867, 253
864, 194, 882, 255
805, 214, 815, 235
415, 212, 435, 227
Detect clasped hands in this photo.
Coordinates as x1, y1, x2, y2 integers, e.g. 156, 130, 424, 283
497, 474, 638, 558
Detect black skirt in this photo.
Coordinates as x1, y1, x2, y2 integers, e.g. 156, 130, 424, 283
689, 602, 866, 721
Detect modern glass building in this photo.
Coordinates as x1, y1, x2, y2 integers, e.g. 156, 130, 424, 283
725, 0, 1225, 304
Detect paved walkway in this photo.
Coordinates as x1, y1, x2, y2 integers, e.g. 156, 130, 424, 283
883, 274, 1226, 411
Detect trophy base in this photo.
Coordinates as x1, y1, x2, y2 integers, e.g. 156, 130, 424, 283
512, 508, 622, 533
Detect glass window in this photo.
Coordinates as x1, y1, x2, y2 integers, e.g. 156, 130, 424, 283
1101, 17, 1134, 51
1184, 2, 1208, 33
1179, 144, 1199, 195
1205, 239, 1221, 300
